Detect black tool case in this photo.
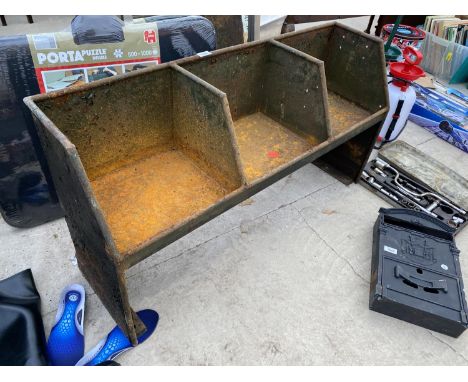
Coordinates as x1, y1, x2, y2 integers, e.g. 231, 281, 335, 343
370, 208, 468, 337
361, 141, 467, 234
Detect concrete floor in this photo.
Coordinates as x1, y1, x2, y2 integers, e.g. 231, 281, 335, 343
1, 121, 468, 365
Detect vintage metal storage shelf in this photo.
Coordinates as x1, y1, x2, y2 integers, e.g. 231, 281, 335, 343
25, 22, 389, 344
277, 23, 389, 180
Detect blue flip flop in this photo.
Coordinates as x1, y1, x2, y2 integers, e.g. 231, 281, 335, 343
47, 284, 85, 366
75, 309, 159, 366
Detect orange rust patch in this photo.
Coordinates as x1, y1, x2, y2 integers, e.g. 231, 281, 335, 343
328, 92, 371, 135
87, 145, 171, 181
90, 149, 228, 255
233, 112, 314, 183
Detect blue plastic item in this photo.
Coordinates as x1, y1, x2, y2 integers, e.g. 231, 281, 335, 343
76, 309, 158, 366
447, 87, 468, 103
409, 83, 468, 153
47, 284, 85, 366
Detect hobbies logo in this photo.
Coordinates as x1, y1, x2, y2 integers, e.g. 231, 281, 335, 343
144, 30, 157, 44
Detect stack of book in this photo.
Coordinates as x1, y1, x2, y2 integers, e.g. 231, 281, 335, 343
424, 16, 468, 46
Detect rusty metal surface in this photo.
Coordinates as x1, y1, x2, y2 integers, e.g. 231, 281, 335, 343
180, 41, 268, 121
277, 23, 389, 114
171, 65, 245, 191
92, 150, 229, 255
277, 23, 334, 61
180, 40, 331, 184
24, 22, 389, 343
264, 40, 330, 142
324, 24, 388, 113
180, 41, 330, 143
327, 91, 371, 135
24, 101, 142, 345
37, 67, 174, 181
233, 112, 313, 182
35, 65, 245, 257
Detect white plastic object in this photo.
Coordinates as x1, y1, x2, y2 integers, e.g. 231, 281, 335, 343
375, 79, 417, 148
376, 46, 425, 149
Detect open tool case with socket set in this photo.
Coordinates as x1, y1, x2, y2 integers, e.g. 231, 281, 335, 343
24, 22, 389, 344
361, 141, 467, 235
370, 208, 468, 337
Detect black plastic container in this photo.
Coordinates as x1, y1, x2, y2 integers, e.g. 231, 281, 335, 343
370, 208, 468, 337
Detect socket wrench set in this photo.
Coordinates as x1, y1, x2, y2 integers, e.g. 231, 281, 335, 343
361, 141, 467, 235
362, 158, 466, 233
